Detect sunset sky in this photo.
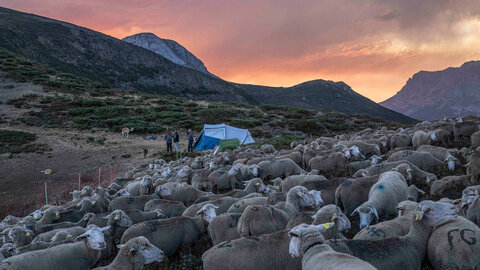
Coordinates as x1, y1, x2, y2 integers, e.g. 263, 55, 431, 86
3, 0, 480, 102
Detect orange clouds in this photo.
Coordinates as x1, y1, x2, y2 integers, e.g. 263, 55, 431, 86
2, 0, 480, 102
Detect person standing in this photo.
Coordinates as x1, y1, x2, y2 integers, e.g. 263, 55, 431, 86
164, 131, 173, 152
188, 130, 194, 152
173, 131, 179, 151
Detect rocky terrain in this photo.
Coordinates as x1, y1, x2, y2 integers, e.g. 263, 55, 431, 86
381, 61, 480, 121
123, 33, 212, 75
0, 6, 415, 123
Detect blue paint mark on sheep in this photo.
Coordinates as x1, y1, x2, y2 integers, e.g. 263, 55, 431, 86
377, 185, 384, 190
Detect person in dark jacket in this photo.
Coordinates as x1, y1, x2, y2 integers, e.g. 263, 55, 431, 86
164, 131, 173, 152
188, 130, 194, 152
173, 131, 179, 151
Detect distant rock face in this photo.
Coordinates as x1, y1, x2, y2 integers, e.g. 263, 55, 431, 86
381, 61, 480, 120
123, 33, 211, 75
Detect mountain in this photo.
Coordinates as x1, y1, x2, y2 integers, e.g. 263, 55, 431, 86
123, 33, 212, 75
0, 7, 255, 104
239, 80, 414, 120
0, 6, 415, 123
381, 61, 480, 120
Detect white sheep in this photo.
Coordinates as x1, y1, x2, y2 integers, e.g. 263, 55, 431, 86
0, 225, 110, 270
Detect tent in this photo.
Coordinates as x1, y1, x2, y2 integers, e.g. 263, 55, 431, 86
194, 124, 255, 151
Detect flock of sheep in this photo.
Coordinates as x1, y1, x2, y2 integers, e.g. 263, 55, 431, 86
1, 116, 480, 270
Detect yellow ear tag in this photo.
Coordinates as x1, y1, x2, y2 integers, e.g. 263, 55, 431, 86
20, 220, 24, 224
26, 232, 30, 237
114, 217, 119, 220
406, 169, 412, 173
55, 213, 59, 216
255, 183, 260, 186
453, 199, 459, 204
66, 236, 70, 239
91, 201, 96, 205
331, 216, 336, 222
415, 213, 420, 220
77, 203, 81, 207
322, 223, 332, 229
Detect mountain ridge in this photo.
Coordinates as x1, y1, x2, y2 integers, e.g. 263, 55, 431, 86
380, 61, 480, 120
0, 6, 415, 123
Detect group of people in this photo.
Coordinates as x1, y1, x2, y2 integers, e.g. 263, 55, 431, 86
164, 130, 195, 152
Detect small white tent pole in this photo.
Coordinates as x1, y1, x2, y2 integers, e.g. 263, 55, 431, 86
78, 173, 81, 190
45, 182, 48, 205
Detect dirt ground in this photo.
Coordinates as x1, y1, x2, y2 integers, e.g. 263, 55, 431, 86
0, 82, 194, 218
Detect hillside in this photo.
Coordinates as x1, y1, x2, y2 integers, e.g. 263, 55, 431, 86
0, 6, 255, 104
239, 80, 415, 122
381, 61, 480, 120
123, 33, 212, 75
0, 6, 415, 123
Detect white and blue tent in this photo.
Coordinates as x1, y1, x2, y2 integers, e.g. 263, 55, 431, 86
194, 123, 255, 151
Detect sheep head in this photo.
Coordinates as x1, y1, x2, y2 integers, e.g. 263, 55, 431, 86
308, 190, 324, 208
75, 225, 110, 250
288, 222, 334, 257
351, 205, 378, 229
195, 203, 218, 223
104, 210, 133, 228
155, 186, 172, 197
117, 236, 164, 265
369, 155, 383, 165
414, 200, 458, 227
444, 155, 458, 171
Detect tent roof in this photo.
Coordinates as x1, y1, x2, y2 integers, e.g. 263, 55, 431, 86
194, 123, 254, 150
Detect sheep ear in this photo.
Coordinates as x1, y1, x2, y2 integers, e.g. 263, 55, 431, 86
74, 232, 89, 241
351, 207, 360, 216
100, 226, 111, 232
102, 214, 111, 220
371, 207, 379, 221
297, 192, 305, 197
117, 244, 124, 249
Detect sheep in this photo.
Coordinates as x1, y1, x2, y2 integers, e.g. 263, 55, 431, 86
412, 130, 436, 149
471, 131, 480, 149
337, 141, 381, 157
464, 195, 480, 226
260, 144, 276, 154
0, 225, 110, 270
453, 121, 479, 141
430, 175, 472, 199
281, 175, 327, 192
327, 201, 459, 270
288, 223, 376, 270
236, 186, 316, 237
364, 160, 436, 190
462, 185, 480, 199
390, 133, 412, 148
353, 201, 418, 240
468, 151, 480, 184
30, 212, 91, 234
184, 197, 241, 217
309, 152, 347, 177
407, 185, 425, 202
388, 150, 445, 174
427, 216, 480, 269
125, 176, 153, 196
207, 168, 242, 192
8, 230, 74, 256
81, 185, 95, 197
32, 226, 86, 244
120, 203, 218, 256
369, 155, 383, 165
7, 226, 33, 248
108, 194, 160, 212
302, 148, 331, 169
310, 204, 351, 239
156, 182, 213, 206
352, 169, 370, 178
142, 199, 186, 217
194, 178, 266, 202
252, 159, 305, 180
417, 144, 460, 171
93, 236, 164, 270
351, 171, 408, 229
202, 229, 302, 270
0, 243, 14, 259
